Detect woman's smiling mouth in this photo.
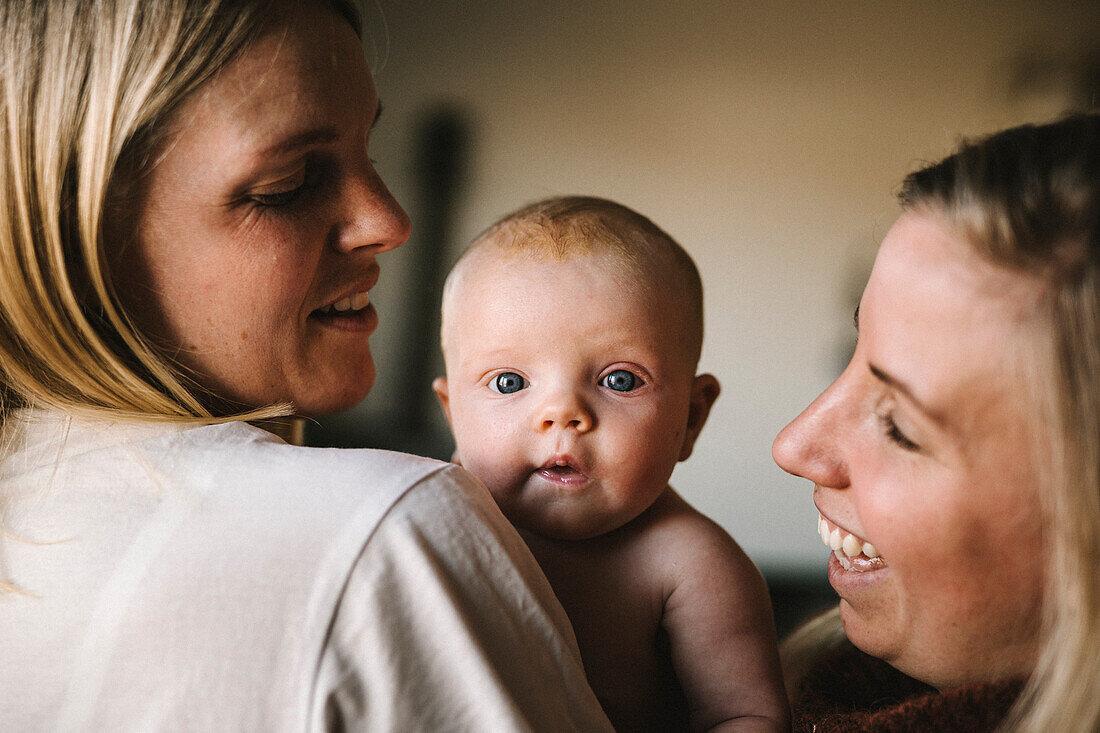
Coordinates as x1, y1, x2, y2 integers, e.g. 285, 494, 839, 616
315, 290, 370, 314
819, 514, 886, 572
310, 288, 378, 332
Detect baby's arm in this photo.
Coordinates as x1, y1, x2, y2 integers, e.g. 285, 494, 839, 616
662, 509, 790, 732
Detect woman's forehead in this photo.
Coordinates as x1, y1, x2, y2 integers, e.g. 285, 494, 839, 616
860, 212, 1048, 429
869, 212, 1045, 320
174, 3, 370, 150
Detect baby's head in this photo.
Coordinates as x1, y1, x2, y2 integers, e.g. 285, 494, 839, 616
434, 196, 720, 540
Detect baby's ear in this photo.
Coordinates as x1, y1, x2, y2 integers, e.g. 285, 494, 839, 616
679, 373, 720, 461
431, 376, 452, 426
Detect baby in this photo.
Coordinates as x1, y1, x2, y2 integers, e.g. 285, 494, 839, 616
433, 196, 788, 732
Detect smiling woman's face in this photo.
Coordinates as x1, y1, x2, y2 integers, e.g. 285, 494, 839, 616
773, 211, 1049, 689
108, 0, 410, 416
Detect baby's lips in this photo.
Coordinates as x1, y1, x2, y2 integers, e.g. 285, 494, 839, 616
535, 463, 590, 487
540, 453, 586, 475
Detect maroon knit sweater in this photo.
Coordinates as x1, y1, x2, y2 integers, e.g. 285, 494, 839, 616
793, 643, 1024, 732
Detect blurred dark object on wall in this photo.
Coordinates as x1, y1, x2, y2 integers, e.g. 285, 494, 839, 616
1006, 44, 1099, 110
307, 105, 469, 459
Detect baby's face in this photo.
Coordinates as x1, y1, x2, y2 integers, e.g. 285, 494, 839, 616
436, 252, 711, 539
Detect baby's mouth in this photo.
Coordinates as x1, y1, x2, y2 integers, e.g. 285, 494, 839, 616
818, 515, 886, 572
536, 458, 589, 487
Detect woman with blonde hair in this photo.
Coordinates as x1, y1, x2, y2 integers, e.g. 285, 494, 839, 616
0, 1, 612, 729
774, 112, 1100, 731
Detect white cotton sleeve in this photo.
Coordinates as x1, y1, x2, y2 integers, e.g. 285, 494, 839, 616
310, 464, 613, 732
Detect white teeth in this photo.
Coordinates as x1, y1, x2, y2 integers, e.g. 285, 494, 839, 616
834, 549, 854, 571
321, 291, 370, 315
842, 533, 862, 558
819, 514, 880, 561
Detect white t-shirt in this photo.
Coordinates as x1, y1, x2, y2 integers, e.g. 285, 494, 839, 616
0, 409, 612, 732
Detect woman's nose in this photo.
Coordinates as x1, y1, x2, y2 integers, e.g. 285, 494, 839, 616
331, 161, 412, 254
772, 377, 850, 489
535, 389, 594, 433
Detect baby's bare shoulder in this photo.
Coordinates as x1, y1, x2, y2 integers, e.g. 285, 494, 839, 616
627, 488, 763, 596
638, 489, 751, 559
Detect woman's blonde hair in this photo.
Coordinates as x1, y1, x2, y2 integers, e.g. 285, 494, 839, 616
0, 0, 359, 424
783, 113, 1100, 731
899, 112, 1100, 732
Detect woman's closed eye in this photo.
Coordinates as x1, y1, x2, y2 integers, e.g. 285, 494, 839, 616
600, 369, 643, 393
249, 167, 308, 208
490, 372, 527, 394
880, 413, 919, 451
247, 156, 334, 209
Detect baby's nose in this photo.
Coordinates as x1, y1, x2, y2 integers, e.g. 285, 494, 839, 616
536, 391, 594, 433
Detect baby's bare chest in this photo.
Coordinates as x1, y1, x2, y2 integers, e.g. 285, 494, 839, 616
531, 539, 689, 731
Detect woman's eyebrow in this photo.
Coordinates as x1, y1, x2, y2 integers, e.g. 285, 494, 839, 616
868, 362, 943, 425
256, 102, 383, 157
853, 304, 860, 330
259, 127, 339, 156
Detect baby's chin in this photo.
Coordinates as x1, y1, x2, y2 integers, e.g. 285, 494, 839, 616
506, 506, 625, 541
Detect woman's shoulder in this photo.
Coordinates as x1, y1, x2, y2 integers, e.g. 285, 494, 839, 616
170, 420, 458, 501
150, 420, 491, 545
4, 410, 489, 576
0, 413, 561, 730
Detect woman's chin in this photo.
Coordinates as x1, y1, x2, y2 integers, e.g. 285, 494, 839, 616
832, 561, 901, 668
290, 364, 375, 418
301, 387, 373, 418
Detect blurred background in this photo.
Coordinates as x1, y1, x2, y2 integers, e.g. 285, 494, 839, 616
308, 0, 1099, 635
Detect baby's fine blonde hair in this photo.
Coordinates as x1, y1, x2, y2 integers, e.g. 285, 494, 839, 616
441, 195, 705, 366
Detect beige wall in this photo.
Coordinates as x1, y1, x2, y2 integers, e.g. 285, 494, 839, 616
346, 0, 1097, 573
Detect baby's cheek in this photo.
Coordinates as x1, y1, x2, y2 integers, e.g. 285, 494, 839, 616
461, 443, 523, 498
453, 409, 530, 496
474, 467, 531, 529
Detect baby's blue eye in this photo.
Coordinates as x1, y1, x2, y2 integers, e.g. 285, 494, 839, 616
492, 372, 527, 394
601, 369, 639, 392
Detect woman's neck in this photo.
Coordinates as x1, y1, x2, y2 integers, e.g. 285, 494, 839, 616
249, 416, 305, 445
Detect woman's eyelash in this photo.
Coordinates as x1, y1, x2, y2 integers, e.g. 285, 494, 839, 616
250, 161, 326, 208
251, 185, 304, 207
880, 413, 919, 451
